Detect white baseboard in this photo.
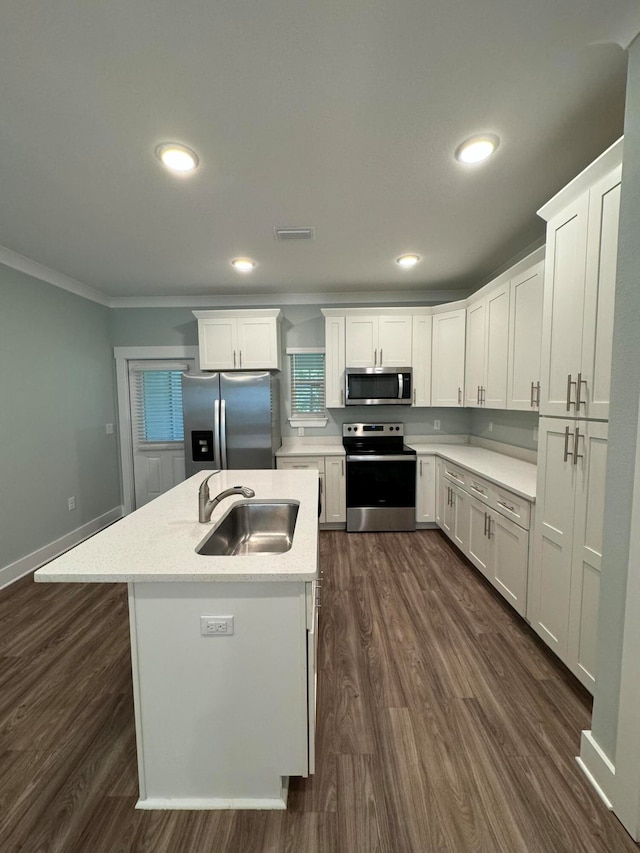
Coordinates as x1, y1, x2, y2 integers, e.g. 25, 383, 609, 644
0, 506, 123, 590
578, 730, 615, 809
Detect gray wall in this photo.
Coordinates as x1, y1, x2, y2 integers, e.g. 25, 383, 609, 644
469, 409, 539, 452
0, 265, 120, 573
590, 38, 640, 761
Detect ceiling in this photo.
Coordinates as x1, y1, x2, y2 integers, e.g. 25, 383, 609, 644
1, 1, 639, 303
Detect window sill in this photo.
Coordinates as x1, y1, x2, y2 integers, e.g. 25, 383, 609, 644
288, 417, 328, 428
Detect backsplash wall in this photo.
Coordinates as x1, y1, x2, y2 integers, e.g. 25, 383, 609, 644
469, 409, 539, 451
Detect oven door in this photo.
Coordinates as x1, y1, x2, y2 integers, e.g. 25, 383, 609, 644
346, 455, 416, 532
345, 369, 412, 405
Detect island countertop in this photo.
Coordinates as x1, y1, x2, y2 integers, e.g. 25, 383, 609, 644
35, 469, 319, 584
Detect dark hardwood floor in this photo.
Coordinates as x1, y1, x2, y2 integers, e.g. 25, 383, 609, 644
0, 530, 636, 852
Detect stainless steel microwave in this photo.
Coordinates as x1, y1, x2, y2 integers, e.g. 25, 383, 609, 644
345, 367, 412, 406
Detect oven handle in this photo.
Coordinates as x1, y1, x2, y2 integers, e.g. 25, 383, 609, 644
346, 454, 416, 463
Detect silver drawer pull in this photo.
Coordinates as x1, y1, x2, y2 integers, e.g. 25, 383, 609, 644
497, 500, 516, 513
445, 469, 463, 482
470, 484, 486, 495
563, 425, 574, 462
566, 374, 576, 411
484, 512, 488, 536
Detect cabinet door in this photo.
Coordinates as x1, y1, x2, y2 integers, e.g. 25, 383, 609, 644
236, 316, 280, 369
416, 455, 436, 523
567, 421, 608, 692
581, 166, 622, 421
325, 316, 346, 408
452, 485, 470, 554
378, 315, 413, 366
435, 458, 445, 527
467, 496, 491, 579
441, 479, 455, 540
507, 261, 544, 410
198, 318, 237, 369
324, 457, 346, 523
529, 417, 577, 656
411, 315, 432, 406
539, 193, 589, 416
490, 513, 529, 617
432, 309, 466, 407
465, 297, 486, 407
345, 316, 377, 367
484, 282, 510, 408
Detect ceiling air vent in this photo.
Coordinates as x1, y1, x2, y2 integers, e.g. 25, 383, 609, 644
274, 227, 315, 241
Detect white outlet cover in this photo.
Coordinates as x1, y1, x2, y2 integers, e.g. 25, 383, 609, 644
106, 423, 114, 434
434, 420, 441, 430
488, 421, 493, 432
200, 616, 234, 636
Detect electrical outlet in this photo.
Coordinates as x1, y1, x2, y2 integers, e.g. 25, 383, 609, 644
298, 426, 305, 437
488, 421, 493, 432
200, 616, 234, 636
105, 423, 114, 435
434, 420, 441, 430
67, 496, 76, 511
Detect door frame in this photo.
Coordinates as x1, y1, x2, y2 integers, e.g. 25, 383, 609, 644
114, 346, 200, 515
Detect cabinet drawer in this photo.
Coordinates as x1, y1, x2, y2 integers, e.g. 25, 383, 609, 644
491, 486, 530, 529
467, 474, 491, 504
442, 461, 467, 488
277, 456, 325, 473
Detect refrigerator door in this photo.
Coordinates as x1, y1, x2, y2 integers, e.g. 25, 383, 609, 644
220, 372, 278, 469
182, 373, 222, 477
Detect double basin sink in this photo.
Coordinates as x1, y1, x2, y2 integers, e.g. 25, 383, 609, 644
196, 499, 299, 557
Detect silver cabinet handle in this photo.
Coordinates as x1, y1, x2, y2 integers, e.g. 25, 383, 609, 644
340, 388, 344, 405
530, 381, 535, 408
484, 511, 488, 536
536, 381, 541, 407
239, 350, 242, 368
563, 425, 574, 463
374, 349, 377, 366
497, 500, 516, 513
573, 427, 584, 466
380, 349, 383, 365
233, 350, 237, 368
487, 516, 494, 539
481, 386, 485, 405
576, 373, 587, 410
470, 484, 486, 495
566, 374, 576, 411
413, 388, 416, 404
420, 459, 423, 476
477, 386, 481, 405
341, 458, 345, 476
458, 387, 462, 405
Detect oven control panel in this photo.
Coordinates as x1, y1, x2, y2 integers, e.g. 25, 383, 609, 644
343, 422, 404, 436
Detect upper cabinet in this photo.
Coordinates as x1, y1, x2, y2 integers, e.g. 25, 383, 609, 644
538, 139, 622, 420
345, 314, 413, 367
194, 310, 282, 371
431, 308, 466, 407
507, 261, 544, 410
325, 316, 346, 408
411, 314, 432, 407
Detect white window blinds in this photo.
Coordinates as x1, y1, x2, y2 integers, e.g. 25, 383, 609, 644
289, 351, 326, 416
129, 362, 188, 444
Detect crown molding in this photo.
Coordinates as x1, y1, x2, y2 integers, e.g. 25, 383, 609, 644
0, 245, 110, 306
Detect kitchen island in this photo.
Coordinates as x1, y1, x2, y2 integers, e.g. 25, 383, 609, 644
35, 469, 320, 810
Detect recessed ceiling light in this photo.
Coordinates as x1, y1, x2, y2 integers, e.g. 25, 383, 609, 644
230, 257, 256, 272
155, 143, 199, 173
455, 134, 500, 164
396, 254, 421, 269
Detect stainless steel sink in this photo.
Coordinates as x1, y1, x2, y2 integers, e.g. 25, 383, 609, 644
196, 500, 299, 556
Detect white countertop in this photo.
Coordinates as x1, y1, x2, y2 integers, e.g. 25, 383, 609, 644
276, 443, 345, 457
35, 470, 319, 584
407, 443, 537, 500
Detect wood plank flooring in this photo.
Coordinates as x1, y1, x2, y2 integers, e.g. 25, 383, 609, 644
0, 530, 636, 852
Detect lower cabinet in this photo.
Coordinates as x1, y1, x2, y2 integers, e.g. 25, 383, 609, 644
416, 454, 436, 523
277, 454, 346, 526
529, 417, 607, 692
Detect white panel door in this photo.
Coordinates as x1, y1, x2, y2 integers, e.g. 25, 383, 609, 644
581, 166, 622, 421
416, 455, 436, 523
452, 485, 470, 554
411, 315, 432, 407
507, 261, 544, 411
236, 316, 279, 369
484, 282, 510, 409
378, 315, 413, 366
324, 457, 346, 523
567, 420, 608, 691
465, 298, 486, 407
539, 193, 589, 416
431, 309, 466, 407
467, 496, 491, 579
530, 417, 577, 655
325, 316, 346, 408
198, 318, 237, 369
345, 316, 377, 367
435, 458, 445, 527
491, 512, 529, 617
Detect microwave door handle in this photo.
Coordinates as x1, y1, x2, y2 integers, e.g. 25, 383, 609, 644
398, 373, 403, 399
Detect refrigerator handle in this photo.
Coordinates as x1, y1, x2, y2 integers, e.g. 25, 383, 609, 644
221, 399, 228, 469
214, 398, 221, 469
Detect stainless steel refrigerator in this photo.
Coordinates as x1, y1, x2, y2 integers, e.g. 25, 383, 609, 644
182, 372, 281, 476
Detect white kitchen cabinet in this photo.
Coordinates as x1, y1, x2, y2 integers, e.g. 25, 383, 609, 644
411, 314, 432, 407
194, 310, 282, 371
431, 309, 466, 407
538, 144, 622, 419
277, 456, 326, 524
529, 417, 608, 691
439, 479, 469, 553
435, 457, 445, 528
325, 316, 346, 408
416, 454, 436, 523
345, 314, 412, 367
507, 260, 544, 410
468, 495, 491, 578
324, 456, 347, 524
464, 282, 510, 408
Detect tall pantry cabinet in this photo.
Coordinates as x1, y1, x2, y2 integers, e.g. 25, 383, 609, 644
530, 138, 622, 692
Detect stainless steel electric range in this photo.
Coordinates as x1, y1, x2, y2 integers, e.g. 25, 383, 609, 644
343, 422, 417, 533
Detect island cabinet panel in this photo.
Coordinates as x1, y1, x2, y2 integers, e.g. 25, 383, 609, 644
128, 581, 314, 809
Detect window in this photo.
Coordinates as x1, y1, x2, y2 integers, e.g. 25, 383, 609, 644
129, 362, 188, 445
288, 349, 328, 426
